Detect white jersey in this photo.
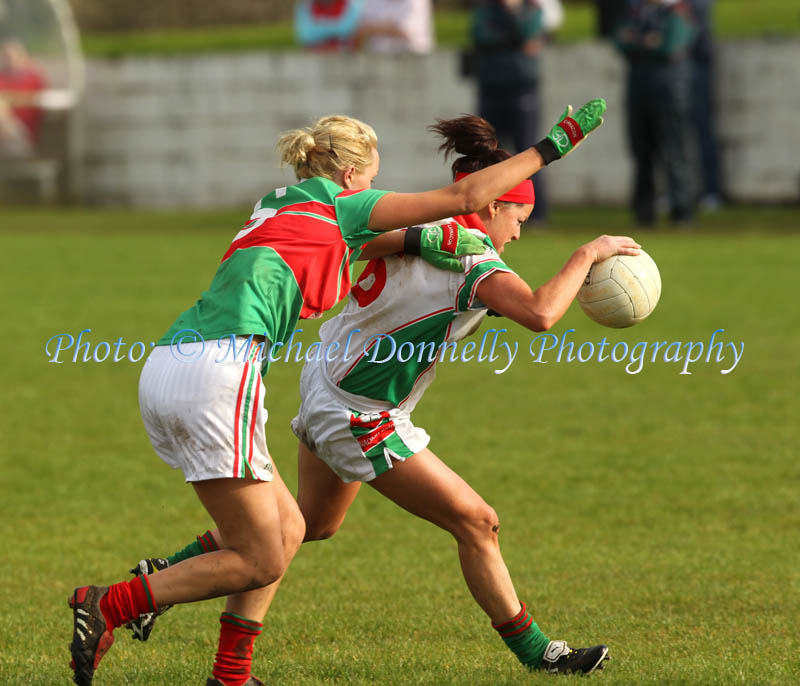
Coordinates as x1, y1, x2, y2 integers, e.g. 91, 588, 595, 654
314, 221, 514, 413
359, 0, 434, 54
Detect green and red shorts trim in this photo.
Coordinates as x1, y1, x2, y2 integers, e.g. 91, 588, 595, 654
348, 410, 417, 478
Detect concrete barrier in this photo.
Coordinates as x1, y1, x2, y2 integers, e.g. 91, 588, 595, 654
80, 40, 800, 208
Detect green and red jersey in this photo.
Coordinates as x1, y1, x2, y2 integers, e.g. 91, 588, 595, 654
158, 177, 389, 350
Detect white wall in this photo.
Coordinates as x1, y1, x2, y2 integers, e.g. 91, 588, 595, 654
80, 40, 800, 208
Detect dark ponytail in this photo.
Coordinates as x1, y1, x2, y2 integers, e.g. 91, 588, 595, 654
428, 115, 512, 179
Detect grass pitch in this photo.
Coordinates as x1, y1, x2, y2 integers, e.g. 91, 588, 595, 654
0, 206, 798, 685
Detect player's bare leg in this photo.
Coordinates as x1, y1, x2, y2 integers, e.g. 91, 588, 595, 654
180, 441, 360, 550
366, 447, 520, 624
134, 441, 357, 613
297, 440, 361, 541
68, 478, 290, 686
172, 440, 359, 552
292, 443, 519, 621
129, 461, 308, 645
199, 467, 304, 686
123, 466, 303, 686
367, 448, 608, 674
220, 465, 305, 619
142, 478, 287, 604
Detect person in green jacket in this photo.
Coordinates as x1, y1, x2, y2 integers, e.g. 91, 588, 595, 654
471, 0, 550, 223
614, 0, 696, 226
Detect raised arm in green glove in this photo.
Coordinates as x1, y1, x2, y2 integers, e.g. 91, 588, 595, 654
534, 98, 607, 165
404, 223, 485, 273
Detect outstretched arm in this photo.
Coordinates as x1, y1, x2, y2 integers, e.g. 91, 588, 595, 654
368, 147, 545, 232
367, 98, 607, 232
476, 235, 640, 332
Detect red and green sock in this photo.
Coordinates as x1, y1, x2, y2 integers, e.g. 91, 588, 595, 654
99, 575, 157, 631
212, 612, 263, 686
166, 529, 219, 566
492, 602, 550, 669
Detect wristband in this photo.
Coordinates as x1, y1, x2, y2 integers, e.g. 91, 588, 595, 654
533, 138, 561, 165
404, 226, 423, 256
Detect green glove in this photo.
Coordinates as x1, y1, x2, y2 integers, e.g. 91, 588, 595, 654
534, 98, 607, 164
404, 223, 486, 273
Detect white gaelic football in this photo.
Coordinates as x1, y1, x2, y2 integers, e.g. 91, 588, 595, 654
577, 250, 661, 328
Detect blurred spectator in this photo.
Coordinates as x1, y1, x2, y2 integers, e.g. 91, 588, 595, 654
0, 39, 46, 159
470, 0, 550, 223
357, 0, 434, 55
595, 0, 627, 38
614, 0, 696, 226
296, 0, 433, 55
295, 0, 366, 52
688, 0, 723, 209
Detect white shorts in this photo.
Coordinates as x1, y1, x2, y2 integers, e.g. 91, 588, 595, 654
291, 361, 430, 483
139, 338, 274, 483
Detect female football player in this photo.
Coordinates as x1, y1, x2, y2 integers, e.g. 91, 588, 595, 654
289, 115, 639, 675
69, 103, 606, 686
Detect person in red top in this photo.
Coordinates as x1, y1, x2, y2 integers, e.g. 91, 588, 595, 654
0, 39, 46, 159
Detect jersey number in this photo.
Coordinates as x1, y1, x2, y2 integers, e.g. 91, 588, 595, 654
351, 258, 387, 307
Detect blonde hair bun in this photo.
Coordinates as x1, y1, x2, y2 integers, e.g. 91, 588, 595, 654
277, 115, 378, 181
277, 129, 316, 167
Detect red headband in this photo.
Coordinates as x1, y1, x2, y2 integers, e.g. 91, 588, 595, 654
455, 171, 535, 206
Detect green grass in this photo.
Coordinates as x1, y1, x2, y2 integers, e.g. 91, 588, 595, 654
1, 206, 798, 685
82, 22, 296, 58
81, 0, 800, 57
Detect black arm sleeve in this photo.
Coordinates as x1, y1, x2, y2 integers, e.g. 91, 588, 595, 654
404, 226, 423, 255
